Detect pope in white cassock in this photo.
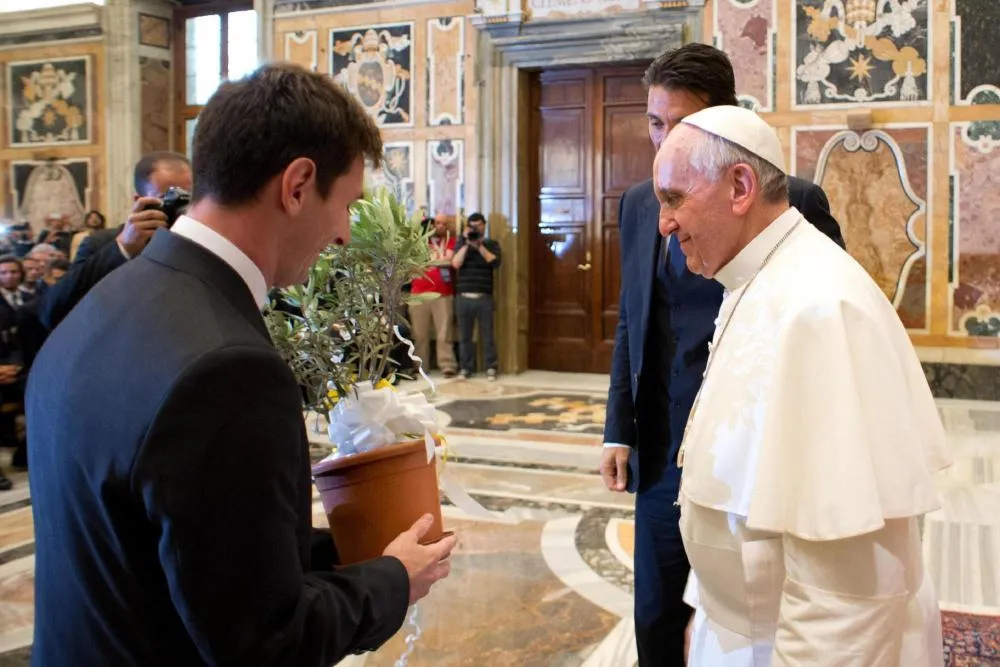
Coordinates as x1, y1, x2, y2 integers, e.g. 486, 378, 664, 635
653, 105, 952, 667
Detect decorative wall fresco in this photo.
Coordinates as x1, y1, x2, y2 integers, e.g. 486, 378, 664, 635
951, 0, 1000, 105
714, 0, 775, 111
949, 123, 1000, 337
368, 142, 416, 215
427, 17, 465, 126
284, 30, 318, 72
140, 57, 170, 154
331, 23, 414, 127
793, 0, 930, 107
7, 56, 91, 146
427, 139, 464, 216
9, 159, 92, 230
795, 126, 930, 330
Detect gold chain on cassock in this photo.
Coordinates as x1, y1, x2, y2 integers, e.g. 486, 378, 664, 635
674, 218, 802, 506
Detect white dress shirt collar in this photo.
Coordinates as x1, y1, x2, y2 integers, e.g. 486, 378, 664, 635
714, 206, 801, 292
170, 215, 268, 309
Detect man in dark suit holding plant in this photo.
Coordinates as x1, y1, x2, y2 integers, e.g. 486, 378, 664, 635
27, 63, 456, 666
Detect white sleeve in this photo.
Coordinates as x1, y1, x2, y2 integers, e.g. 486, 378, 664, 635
682, 569, 700, 609
772, 518, 922, 667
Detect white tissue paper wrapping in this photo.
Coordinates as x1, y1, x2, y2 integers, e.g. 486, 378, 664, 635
326, 381, 512, 523
327, 381, 437, 462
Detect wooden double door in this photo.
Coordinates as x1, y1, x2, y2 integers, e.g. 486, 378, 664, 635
528, 65, 655, 373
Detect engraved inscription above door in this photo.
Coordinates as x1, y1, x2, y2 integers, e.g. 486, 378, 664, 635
529, 65, 653, 374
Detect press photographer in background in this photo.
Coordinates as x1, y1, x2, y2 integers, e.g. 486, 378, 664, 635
39, 152, 192, 331
451, 212, 501, 380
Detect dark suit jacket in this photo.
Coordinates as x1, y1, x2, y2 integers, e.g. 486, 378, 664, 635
27, 231, 410, 666
37, 225, 124, 330
604, 177, 845, 492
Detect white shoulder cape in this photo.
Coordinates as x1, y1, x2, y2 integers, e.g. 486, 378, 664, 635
679, 216, 951, 541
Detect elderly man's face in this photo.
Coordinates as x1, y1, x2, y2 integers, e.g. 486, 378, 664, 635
654, 124, 742, 279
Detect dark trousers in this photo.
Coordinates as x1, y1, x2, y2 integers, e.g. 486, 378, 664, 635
634, 459, 691, 666
456, 295, 498, 373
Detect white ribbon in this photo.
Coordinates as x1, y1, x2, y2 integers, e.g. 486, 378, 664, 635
327, 381, 438, 462
393, 324, 436, 395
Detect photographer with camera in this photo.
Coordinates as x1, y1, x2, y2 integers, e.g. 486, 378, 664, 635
39, 152, 192, 331
451, 211, 501, 380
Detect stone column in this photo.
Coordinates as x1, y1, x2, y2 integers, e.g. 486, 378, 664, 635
103, 0, 143, 225
255, 0, 274, 63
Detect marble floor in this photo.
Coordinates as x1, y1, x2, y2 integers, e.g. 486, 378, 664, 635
2, 370, 999, 666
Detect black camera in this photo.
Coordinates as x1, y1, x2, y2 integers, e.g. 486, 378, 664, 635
467, 229, 481, 242
149, 187, 192, 227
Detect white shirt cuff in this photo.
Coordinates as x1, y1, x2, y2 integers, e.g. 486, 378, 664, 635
116, 239, 131, 260
602, 442, 632, 448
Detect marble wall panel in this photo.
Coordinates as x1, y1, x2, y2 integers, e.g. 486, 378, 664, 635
951, 0, 1000, 105
795, 126, 930, 330
6, 56, 92, 146
949, 123, 1000, 337
275, 0, 379, 13
714, 0, 775, 111
793, 0, 930, 107
138, 13, 170, 49
139, 57, 170, 155
427, 139, 464, 217
368, 141, 416, 215
284, 30, 318, 72
528, 0, 641, 21
9, 158, 92, 229
330, 22, 414, 127
426, 17, 465, 126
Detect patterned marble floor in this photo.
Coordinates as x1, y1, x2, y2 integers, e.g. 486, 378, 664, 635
1, 371, 999, 666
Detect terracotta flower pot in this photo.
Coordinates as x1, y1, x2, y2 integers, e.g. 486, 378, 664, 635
312, 438, 446, 565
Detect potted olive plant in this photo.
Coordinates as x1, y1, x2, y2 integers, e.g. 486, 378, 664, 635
265, 187, 449, 565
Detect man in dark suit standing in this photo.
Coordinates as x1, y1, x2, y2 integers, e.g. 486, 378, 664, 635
27, 63, 456, 666
38, 151, 193, 330
599, 45, 845, 667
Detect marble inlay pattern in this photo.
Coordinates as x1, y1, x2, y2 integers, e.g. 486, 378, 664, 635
437, 391, 606, 433
949, 123, 1000, 337
283, 30, 319, 72
7, 57, 92, 147
951, 0, 1000, 105
793, 0, 930, 107
714, 0, 774, 111
924, 363, 1000, 402
3, 376, 999, 666
426, 139, 463, 216
426, 17, 465, 126
795, 126, 930, 329
368, 142, 415, 214
331, 22, 414, 127
361, 517, 621, 667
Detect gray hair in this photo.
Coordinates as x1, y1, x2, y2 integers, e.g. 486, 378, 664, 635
687, 130, 789, 204
27, 243, 60, 258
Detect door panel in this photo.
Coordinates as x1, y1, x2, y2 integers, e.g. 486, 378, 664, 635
531, 70, 593, 372
529, 65, 651, 374
592, 68, 655, 372
540, 108, 588, 193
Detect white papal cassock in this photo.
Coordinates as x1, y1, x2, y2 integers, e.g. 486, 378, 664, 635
678, 207, 951, 667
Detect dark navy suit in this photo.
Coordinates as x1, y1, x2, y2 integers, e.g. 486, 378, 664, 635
605, 176, 844, 666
